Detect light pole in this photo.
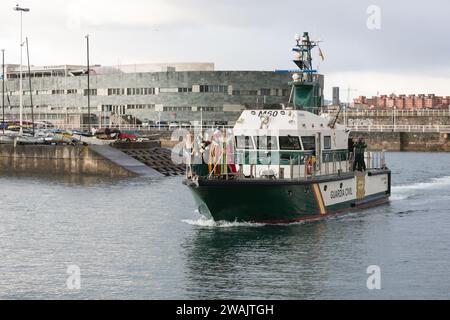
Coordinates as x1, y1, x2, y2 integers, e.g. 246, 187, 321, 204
13, 4, 30, 134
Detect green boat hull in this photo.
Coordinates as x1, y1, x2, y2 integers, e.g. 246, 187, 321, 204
184, 173, 390, 223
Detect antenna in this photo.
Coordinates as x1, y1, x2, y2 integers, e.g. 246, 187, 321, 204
291, 32, 321, 82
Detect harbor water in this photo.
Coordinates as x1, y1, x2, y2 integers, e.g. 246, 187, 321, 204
0, 152, 449, 299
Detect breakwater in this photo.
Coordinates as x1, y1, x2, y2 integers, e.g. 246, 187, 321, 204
0, 145, 136, 177
350, 132, 450, 151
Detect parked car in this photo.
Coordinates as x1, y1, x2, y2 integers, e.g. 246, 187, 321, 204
155, 121, 169, 129
214, 121, 228, 126
180, 122, 192, 128
142, 120, 155, 127
119, 131, 139, 142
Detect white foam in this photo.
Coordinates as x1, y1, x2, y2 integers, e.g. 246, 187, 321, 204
390, 194, 408, 201
182, 217, 266, 228
392, 176, 450, 193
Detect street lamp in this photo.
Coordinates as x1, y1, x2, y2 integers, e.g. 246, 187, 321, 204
13, 4, 30, 134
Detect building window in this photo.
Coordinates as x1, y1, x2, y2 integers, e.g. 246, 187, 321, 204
67, 89, 77, 94
108, 88, 124, 96
200, 85, 227, 93
129, 88, 156, 95
163, 106, 191, 111
126, 104, 155, 110
51, 89, 64, 95
178, 87, 192, 93
260, 88, 271, 96
197, 106, 214, 111
83, 89, 97, 96
159, 88, 179, 93
233, 89, 257, 96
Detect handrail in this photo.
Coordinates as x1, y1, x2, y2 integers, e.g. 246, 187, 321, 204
189, 150, 387, 180
322, 108, 450, 117
345, 124, 450, 133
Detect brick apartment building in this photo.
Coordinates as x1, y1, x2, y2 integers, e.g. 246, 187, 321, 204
354, 94, 450, 110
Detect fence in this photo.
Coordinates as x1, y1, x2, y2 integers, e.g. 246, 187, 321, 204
322, 108, 450, 118
346, 124, 450, 133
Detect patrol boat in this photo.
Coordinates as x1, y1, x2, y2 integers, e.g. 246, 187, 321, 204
183, 32, 391, 223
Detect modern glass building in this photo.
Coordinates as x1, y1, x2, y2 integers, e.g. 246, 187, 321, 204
2, 63, 324, 128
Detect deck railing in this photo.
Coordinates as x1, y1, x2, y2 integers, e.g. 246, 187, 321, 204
345, 124, 450, 133
322, 108, 450, 118
190, 150, 387, 181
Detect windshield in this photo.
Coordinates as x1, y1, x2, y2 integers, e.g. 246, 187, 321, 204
255, 136, 278, 150
235, 136, 254, 149
279, 136, 302, 150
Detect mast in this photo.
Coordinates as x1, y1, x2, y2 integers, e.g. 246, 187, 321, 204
2, 49, 5, 132
26, 37, 35, 136
85, 34, 91, 134
14, 5, 30, 135
292, 32, 318, 82
290, 32, 322, 113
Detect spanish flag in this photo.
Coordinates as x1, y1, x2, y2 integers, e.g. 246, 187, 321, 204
318, 47, 325, 61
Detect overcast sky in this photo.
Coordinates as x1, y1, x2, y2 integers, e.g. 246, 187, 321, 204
1, 0, 450, 100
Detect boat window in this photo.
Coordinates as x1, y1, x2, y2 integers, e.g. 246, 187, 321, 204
255, 136, 278, 150
235, 136, 254, 149
324, 136, 331, 149
301, 136, 316, 151
279, 136, 302, 150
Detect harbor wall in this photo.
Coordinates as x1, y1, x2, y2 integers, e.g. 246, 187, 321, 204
0, 145, 136, 177
350, 132, 450, 152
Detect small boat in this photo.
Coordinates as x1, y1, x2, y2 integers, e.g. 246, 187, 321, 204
183, 32, 391, 223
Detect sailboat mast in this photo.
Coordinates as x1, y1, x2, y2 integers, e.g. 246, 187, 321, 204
86, 34, 91, 134
26, 37, 35, 136
2, 49, 5, 130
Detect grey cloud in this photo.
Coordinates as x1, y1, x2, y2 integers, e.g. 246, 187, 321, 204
1, 0, 449, 77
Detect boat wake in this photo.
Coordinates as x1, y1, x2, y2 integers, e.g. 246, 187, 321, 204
392, 176, 450, 192
390, 194, 409, 201
182, 217, 266, 228
390, 175, 450, 201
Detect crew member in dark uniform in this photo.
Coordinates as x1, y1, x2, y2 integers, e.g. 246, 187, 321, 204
353, 137, 367, 171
